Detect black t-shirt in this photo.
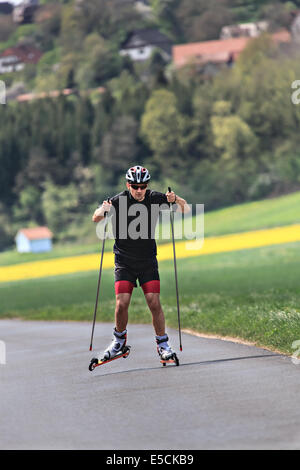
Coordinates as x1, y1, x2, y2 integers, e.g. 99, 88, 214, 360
109, 189, 169, 261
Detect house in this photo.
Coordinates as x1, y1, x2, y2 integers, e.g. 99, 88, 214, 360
0, 2, 13, 14
13, 0, 39, 24
134, 0, 153, 18
15, 226, 53, 253
172, 30, 291, 70
0, 45, 42, 74
119, 29, 173, 62
220, 21, 269, 39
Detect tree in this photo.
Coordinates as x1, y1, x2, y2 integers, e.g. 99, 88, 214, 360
13, 185, 43, 224
60, 3, 83, 52
41, 180, 79, 234
108, 70, 149, 119
140, 89, 184, 173
211, 100, 258, 161
75, 0, 142, 43
74, 96, 94, 166
14, 147, 59, 192
75, 33, 121, 88
188, 6, 233, 42
98, 115, 140, 180
0, 204, 13, 250
162, 0, 233, 43
151, 0, 182, 41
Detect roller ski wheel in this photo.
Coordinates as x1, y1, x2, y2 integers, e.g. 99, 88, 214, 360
89, 345, 131, 371
160, 352, 180, 367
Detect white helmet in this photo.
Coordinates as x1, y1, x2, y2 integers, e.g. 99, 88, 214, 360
126, 165, 151, 184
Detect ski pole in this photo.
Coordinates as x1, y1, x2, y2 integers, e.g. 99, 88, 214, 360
89, 198, 110, 351
168, 187, 182, 351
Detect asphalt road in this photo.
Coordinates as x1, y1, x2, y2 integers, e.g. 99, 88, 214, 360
0, 319, 300, 450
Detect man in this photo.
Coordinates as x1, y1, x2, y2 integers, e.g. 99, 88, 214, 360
92, 165, 190, 362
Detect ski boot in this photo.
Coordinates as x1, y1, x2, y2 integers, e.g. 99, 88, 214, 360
89, 328, 131, 371
156, 334, 179, 367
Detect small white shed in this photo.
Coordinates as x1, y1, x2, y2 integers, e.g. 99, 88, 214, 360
15, 226, 53, 253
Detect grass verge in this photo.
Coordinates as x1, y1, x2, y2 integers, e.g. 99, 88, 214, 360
1, 241, 300, 356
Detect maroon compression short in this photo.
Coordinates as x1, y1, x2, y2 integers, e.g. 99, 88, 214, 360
115, 280, 160, 295
114, 254, 160, 295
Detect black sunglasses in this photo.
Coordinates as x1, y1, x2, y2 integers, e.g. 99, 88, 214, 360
130, 184, 148, 190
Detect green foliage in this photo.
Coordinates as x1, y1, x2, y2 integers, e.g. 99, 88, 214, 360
211, 100, 258, 160
75, 33, 122, 89
70, 0, 144, 45
140, 89, 185, 173
42, 179, 79, 235
2, 1, 300, 248
13, 185, 42, 224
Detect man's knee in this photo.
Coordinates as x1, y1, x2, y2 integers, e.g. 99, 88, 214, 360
115, 294, 131, 313
145, 293, 161, 312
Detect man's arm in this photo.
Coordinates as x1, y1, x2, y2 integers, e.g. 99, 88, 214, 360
166, 190, 191, 214
92, 200, 112, 223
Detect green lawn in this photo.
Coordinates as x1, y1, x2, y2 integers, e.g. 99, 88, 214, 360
203, 190, 300, 236
2, 241, 300, 356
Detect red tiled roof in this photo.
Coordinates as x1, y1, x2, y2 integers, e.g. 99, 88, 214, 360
18, 227, 53, 240
0, 45, 42, 64
16, 87, 106, 103
172, 30, 291, 67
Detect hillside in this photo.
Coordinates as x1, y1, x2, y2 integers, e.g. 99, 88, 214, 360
1, 0, 300, 251
0, 0, 298, 92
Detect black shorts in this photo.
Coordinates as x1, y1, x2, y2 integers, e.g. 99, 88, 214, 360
114, 254, 160, 293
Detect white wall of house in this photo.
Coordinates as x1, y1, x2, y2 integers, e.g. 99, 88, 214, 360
0, 56, 24, 74
15, 232, 31, 253
120, 45, 154, 61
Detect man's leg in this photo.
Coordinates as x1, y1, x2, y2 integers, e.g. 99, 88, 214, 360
97, 281, 134, 360
114, 280, 135, 331
143, 292, 166, 336
142, 281, 177, 361
115, 292, 132, 332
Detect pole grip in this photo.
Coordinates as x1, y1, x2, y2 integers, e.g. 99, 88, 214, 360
168, 187, 172, 207
104, 197, 110, 217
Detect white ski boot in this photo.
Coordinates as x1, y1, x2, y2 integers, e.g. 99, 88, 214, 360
89, 328, 130, 371
100, 328, 127, 360
156, 334, 179, 366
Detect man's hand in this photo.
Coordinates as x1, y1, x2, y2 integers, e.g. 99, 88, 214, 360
166, 191, 191, 214
92, 200, 112, 222
166, 190, 176, 204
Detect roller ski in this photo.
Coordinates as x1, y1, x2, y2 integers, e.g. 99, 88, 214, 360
89, 328, 130, 371
156, 334, 179, 367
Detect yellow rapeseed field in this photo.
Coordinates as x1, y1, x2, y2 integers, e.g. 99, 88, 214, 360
1, 224, 300, 283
